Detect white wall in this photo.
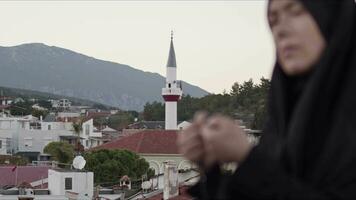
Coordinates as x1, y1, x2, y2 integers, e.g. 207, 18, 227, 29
17, 130, 61, 153
41, 122, 73, 131
141, 154, 196, 189
165, 102, 177, 130
48, 169, 94, 199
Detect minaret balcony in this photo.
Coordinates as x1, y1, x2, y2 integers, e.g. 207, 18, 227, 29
162, 88, 182, 96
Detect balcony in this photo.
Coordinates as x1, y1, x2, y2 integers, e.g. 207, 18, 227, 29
89, 131, 102, 138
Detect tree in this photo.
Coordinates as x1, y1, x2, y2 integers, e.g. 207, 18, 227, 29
230, 82, 240, 96
37, 100, 52, 110
0, 155, 28, 165
31, 109, 48, 119
72, 119, 84, 153
43, 141, 75, 165
143, 101, 165, 121
107, 113, 135, 130
83, 149, 154, 185
10, 101, 32, 116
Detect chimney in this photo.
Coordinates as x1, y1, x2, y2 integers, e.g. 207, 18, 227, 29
163, 161, 179, 200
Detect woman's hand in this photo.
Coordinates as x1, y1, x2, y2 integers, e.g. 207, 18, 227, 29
177, 111, 208, 164
178, 112, 254, 168
200, 115, 253, 166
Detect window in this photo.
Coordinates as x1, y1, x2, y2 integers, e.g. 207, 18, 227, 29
6, 139, 11, 154
24, 138, 33, 147
48, 125, 51, 130
85, 124, 90, 135
30, 122, 41, 130
0, 140, 2, 149
86, 140, 89, 147
65, 177, 72, 190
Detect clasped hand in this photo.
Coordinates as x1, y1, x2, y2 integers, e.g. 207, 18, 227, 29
177, 111, 253, 169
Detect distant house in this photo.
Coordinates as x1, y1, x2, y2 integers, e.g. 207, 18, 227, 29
32, 104, 48, 111
0, 96, 13, 106
13, 98, 25, 104
91, 130, 197, 189
81, 119, 104, 149
51, 99, 71, 109
56, 112, 81, 123
127, 121, 165, 129
100, 126, 120, 143
177, 121, 192, 130
127, 121, 185, 130
85, 111, 111, 119
0, 114, 103, 161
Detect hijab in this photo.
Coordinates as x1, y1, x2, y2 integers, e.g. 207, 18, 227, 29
263, 0, 356, 195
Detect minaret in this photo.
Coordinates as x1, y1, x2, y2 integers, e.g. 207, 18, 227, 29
162, 31, 183, 130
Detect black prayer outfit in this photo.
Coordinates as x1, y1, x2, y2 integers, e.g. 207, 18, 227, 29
189, 0, 356, 199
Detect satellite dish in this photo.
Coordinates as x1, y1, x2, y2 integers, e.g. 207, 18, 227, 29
72, 155, 86, 170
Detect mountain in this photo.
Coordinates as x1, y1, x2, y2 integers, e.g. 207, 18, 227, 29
0, 43, 209, 111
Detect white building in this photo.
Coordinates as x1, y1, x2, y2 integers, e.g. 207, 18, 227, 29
0, 115, 104, 160
0, 168, 109, 200
51, 99, 72, 109
81, 119, 103, 149
161, 32, 183, 130
0, 96, 13, 106
177, 121, 192, 130
48, 169, 94, 199
32, 104, 48, 111
57, 112, 80, 119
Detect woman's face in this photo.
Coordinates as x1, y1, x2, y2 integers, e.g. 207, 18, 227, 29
268, 0, 326, 76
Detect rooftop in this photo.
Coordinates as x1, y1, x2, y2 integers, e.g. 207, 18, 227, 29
92, 130, 180, 154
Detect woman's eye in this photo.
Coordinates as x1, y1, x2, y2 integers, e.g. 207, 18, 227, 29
268, 16, 277, 27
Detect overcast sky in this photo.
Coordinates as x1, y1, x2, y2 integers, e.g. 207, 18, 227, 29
0, 1, 276, 94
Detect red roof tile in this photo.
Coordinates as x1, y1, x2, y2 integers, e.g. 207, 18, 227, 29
92, 130, 180, 154
0, 166, 49, 187
0, 105, 10, 109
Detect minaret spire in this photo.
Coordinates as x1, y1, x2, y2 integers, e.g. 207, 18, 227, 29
162, 31, 183, 130
167, 31, 177, 68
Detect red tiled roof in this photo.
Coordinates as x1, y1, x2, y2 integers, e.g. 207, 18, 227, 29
0, 166, 49, 187
0, 105, 10, 109
92, 130, 180, 154
0, 96, 13, 100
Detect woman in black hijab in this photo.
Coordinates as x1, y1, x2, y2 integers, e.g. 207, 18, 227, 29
178, 0, 356, 199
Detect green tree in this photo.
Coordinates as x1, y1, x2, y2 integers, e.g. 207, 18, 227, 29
37, 100, 52, 110
10, 101, 32, 116
83, 149, 154, 184
31, 109, 49, 119
107, 112, 135, 130
0, 155, 28, 165
72, 119, 84, 153
143, 101, 165, 121
43, 141, 75, 164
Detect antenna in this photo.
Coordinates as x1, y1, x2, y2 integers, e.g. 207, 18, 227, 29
72, 155, 86, 170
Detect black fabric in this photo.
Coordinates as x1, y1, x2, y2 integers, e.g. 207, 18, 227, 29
189, 0, 356, 199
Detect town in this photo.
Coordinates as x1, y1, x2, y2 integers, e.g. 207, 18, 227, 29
0, 34, 262, 200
